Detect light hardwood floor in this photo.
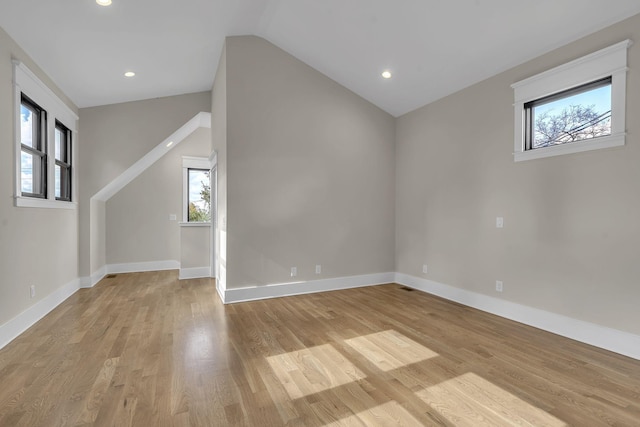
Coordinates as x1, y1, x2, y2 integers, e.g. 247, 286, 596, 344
0, 271, 638, 426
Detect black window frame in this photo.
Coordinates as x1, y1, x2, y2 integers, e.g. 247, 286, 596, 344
523, 76, 612, 151
20, 94, 47, 199
187, 168, 210, 222
55, 120, 72, 201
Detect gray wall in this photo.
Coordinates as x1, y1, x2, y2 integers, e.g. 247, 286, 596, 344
224, 36, 396, 288
106, 128, 211, 265
0, 27, 78, 327
79, 92, 211, 277
396, 13, 640, 335
180, 226, 211, 270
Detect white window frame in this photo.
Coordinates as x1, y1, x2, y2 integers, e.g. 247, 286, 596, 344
511, 40, 630, 162
181, 156, 211, 224
13, 60, 78, 209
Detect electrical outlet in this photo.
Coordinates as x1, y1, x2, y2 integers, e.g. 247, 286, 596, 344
315, 265, 321, 275
496, 217, 504, 228
30, 285, 36, 298
422, 264, 428, 274
495, 280, 503, 292
290, 267, 297, 277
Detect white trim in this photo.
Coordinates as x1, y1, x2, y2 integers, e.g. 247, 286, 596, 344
222, 272, 395, 304
107, 260, 179, 274
93, 112, 211, 202
216, 281, 226, 303
179, 267, 211, 280
394, 273, 640, 361
512, 40, 630, 162
13, 60, 78, 206
80, 261, 179, 287
511, 40, 631, 98
80, 265, 108, 288
182, 155, 211, 170
13, 60, 78, 125
14, 197, 77, 210
179, 222, 211, 227
4, 270, 637, 361
513, 133, 625, 161
0, 278, 80, 350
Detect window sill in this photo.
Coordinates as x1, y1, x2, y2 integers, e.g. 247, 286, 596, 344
179, 222, 211, 227
15, 197, 78, 210
514, 133, 625, 162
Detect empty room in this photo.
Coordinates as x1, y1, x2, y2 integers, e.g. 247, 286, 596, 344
1, 1, 639, 426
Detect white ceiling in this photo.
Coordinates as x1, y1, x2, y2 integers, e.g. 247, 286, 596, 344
1, 0, 639, 117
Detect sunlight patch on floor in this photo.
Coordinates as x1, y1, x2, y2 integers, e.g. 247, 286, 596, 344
267, 344, 366, 399
416, 372, 566, 427
344, 330, 438, 372
323, 400, 423, 427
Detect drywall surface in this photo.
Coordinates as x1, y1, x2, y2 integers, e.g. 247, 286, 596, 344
396, 13, 640, 335
224, 36, 396, 288
0, 27, 78, 327
106, 128, 210, 265
79, 92, 211, 277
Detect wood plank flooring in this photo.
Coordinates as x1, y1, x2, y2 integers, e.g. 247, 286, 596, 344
0, 271, 639, 426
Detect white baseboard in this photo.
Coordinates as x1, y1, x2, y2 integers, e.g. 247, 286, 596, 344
0, 278, 81, 350
179, 266, 211, 280
216, 283, 225, 303
395, 273, 640, 361
222, 272, 395, 304
108, 260, 179, 274
5, 268, 637, 361
80, 265, 107, 288
80, 261, 180, 288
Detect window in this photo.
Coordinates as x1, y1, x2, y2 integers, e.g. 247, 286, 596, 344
512, 40, 630, 162
188, 168, 211, 222
14, 60, 78, 208
182, 156, 211, 223
525, 77, 611, 150
55, 121, 72, 201
20, 95, 47, 198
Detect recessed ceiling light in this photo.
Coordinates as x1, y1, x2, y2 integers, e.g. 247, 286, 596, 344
381, 70, 392, 79
124, 71, 136, 77
96, 0, 112, 6
166, 141, 174, 148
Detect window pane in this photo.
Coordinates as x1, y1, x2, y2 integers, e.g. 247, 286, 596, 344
21, 150, 43, 195
21, 150, 33, 193
55, 164, 61, 199
532, 84, 611, 149
188, 169, 210, 222
55, 127, 62, 160
20, 103, 36, 148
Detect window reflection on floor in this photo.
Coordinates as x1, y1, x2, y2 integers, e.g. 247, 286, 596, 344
323, 401, 423, 427
416, 372, 566, 427
344, 330, 438, 372
267, 344, 366, 399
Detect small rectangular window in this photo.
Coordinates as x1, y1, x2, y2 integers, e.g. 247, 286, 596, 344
525, 77, 612, 150
512, 40, 629, 162
20, 95, 47, 198
188, 168, 211, 222
55, 121, 72, 201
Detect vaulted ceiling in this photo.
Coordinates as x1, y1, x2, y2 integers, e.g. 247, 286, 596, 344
2, 0, 639, 116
